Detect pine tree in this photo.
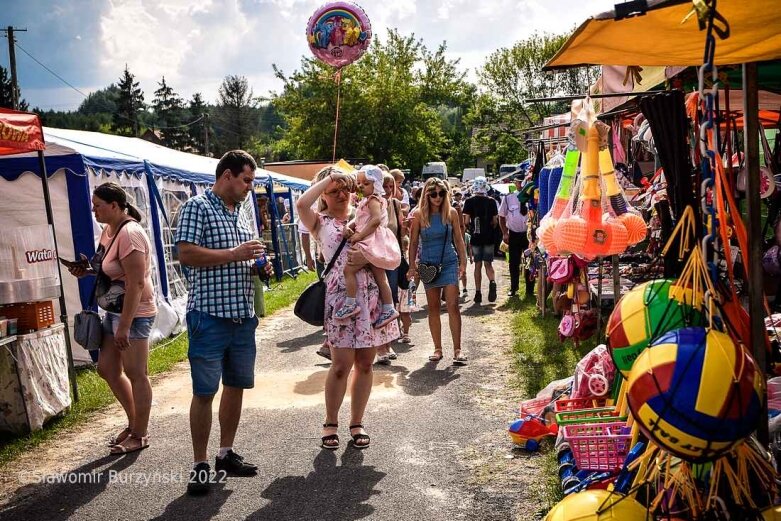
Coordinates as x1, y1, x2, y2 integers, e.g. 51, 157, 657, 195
188, 92, 212, 155
215, 75, 255, 151
0, 65, 29, 110
113, 65, 144, 136
152, 76, 187, 149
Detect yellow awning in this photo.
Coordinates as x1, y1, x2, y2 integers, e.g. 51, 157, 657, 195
545, 0, 781, 70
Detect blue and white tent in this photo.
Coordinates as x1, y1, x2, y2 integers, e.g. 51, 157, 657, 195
0, 127, 308, 362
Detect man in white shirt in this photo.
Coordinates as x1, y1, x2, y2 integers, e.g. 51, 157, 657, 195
390, 168, 410, 213
498, 175, 533, 298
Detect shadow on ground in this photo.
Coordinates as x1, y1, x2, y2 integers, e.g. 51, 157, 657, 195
2, 452, 141, 519
247, 448, 385, 521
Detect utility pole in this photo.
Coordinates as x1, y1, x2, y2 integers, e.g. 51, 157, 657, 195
203, 112, 210, 156
3, 26, 27, 110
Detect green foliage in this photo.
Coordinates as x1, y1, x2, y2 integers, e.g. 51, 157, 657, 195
188, 92, 211, 155
471, 32, 599, 167
0, 65, 28, 110
214, 75, 256, 151
78, 85, 119, 115
112, 65, 145, 136
152, 76, 190, 149
272, 30, 473, 174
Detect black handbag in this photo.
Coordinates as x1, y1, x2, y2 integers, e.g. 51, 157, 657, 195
93, 220, 132, 314
294, 238, 348, 326
394, 199, 410, 290
418, 224, 449, 285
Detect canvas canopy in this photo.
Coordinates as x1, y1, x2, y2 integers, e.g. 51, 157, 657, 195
545, 0, 781, 70
0, 127, 308, 363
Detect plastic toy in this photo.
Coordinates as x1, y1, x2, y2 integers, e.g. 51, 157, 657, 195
545, 489, 648, 520
627, 327, 763, 461
508, 415, 557, 450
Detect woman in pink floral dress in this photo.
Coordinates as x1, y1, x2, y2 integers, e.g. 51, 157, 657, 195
296, 166, 400, 450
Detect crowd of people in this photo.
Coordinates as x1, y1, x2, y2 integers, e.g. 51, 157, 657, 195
65, 150, 535, 497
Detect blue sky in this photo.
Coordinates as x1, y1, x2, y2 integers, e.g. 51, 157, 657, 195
2, 0, 617, 111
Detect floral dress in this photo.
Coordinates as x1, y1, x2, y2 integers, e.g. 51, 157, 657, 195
316, 213, 400, 348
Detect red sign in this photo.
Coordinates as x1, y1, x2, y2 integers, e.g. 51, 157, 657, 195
0, 107, 45, 156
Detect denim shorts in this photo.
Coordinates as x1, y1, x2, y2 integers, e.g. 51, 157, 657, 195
186, 310, 258, 396
471, 244, 495, 263
101, 313, 155, 339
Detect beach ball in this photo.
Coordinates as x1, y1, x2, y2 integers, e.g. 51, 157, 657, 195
627, 327, 764, 462
606, 279, 703, 376
545, 489, 648, 520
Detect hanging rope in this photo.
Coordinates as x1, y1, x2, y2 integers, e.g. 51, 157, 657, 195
331, 68, 343, 163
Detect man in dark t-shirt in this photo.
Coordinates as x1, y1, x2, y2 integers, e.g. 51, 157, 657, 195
462, 177, 499, 304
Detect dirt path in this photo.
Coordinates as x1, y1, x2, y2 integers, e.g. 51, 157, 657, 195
0, 262, 547, 521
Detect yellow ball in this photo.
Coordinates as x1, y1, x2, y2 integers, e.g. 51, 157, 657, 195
545, 490, 649, 521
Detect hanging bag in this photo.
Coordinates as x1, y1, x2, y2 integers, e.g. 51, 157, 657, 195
294, 238, 348, 326
394, 199, 410, 290
74, 219, 132, 350
418, 224, 449, 285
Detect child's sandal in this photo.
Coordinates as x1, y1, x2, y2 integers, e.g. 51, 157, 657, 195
321, 423, 339, 450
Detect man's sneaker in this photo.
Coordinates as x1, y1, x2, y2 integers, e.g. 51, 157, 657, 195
215, 450, 258, 476
373, 308, 399, 329
474, 291, 482, 304
488, 281, 497, 302
187, 462, 212, 495
461, 288, 468, 297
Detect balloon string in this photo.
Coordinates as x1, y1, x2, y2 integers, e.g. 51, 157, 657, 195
332, 68, 342, 163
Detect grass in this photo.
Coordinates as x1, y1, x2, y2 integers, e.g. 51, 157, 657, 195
505, 295, 599, 518
0, 271, 316, 469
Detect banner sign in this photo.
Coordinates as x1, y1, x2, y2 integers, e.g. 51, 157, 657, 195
0, 107, 45, 156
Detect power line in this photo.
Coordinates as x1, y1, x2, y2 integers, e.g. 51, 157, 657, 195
13, 40, 207, 129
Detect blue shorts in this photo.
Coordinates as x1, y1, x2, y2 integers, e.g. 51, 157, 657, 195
471, 244, 495, 263
102, 313, 155, 339
187, 310, 258, 396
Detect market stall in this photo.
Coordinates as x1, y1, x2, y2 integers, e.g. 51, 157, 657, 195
510, 1, 781, 518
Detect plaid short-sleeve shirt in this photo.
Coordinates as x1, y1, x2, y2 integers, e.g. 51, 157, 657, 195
175, 189, 255, 318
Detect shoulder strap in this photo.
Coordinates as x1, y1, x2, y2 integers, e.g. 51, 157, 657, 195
322, 238, 348, 280
88, 219, 133, 307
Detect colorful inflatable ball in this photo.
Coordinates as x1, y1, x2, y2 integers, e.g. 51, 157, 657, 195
626, 327, 764, 462
545, 489, 648, 520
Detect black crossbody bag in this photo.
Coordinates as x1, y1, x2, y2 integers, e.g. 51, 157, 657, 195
294, 238, 349, 326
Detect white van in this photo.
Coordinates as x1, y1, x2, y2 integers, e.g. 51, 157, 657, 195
422, 162, 447, 180
462, 167, 486, 183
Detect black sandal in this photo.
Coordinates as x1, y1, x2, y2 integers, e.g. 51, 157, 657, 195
349, 424, 370, 449
321, 423, 339, 450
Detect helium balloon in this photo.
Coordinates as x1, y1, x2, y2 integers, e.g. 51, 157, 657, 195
627, 327, 764, 462
306, 2, 372, 68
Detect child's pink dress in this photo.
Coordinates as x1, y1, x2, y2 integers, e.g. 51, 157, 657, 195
353, 194, 400, 270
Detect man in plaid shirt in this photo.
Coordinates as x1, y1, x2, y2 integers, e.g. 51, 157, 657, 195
175, 150, 267, 495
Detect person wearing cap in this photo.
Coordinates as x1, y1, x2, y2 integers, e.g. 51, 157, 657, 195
451, 190, 472, 297
462, 176, 498, 304
499, 175, 533, 298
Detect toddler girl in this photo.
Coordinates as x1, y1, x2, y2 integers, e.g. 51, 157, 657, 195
335, 165, 401, 328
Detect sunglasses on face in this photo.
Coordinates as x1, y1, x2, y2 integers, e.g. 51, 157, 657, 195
428, 189, 447, 199
324, 187, 349, 197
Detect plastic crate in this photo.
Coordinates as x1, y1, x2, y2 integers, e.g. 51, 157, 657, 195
554, 397, 609, 413
520, 396, 553, 418
555, 407, 626, 427
562, 422, 632, 471
0, 301, 55, 332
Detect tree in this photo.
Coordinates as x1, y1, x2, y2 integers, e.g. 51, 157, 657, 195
113, 65, 144, 136
473, 32, 599, 167
272, 29, 472, 174
214, 75, 256, 151
78, 85, 119, 115
152, 76, 188, 149
188, 92, 211, 155
0, 65, 29, 110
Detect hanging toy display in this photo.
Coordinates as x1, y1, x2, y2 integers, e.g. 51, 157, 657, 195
626, 327, 764, 462
306, 2, 372, 68
539, 149, 580, 255
606, 279, 704, 377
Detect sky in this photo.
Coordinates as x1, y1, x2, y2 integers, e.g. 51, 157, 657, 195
2, 0, 618, 111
